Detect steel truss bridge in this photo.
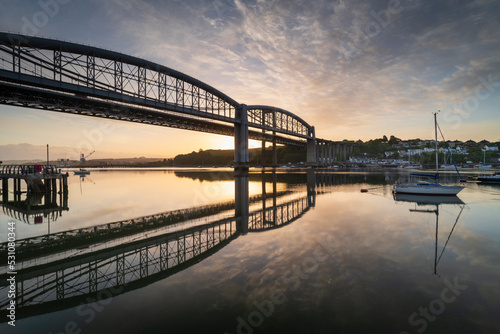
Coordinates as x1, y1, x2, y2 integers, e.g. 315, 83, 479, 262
0, 32, 353, 166
0, 177, 317, 320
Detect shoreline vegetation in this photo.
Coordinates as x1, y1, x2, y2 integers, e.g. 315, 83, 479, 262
2, 136, 499, 168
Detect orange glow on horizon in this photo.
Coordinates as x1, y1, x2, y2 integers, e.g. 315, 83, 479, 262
213, 137, 262, 150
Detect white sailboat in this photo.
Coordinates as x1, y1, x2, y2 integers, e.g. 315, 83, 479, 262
393, 112, 464, 196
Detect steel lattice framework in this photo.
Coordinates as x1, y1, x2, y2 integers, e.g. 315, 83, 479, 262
247, 106, 312, 139
0, 193, 313, 320
0, 32, 315, 147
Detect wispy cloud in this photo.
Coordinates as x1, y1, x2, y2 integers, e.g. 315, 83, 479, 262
1, 0, 499, 154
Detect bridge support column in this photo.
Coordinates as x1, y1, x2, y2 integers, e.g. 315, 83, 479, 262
306, 127, 316, 166
307, 169, 316, 207
331, 143, 335, 166
323, 142, 328, 166
234, 104, 249, 171
316, 141, 323, 166
235, 171, 249, 234
322, 141, 326, 166
328, 142, 333, 166
272, 112, 277, 167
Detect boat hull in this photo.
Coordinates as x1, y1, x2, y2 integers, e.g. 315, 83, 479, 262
477, 176, 500, 183
393, 193, 465, 205
393, 184, 463, 195
74, 169, 90, 175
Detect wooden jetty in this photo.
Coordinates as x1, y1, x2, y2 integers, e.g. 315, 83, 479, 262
0, 164, 68, 204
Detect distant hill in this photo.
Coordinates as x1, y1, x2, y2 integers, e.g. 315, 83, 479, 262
173, 146, 306, 166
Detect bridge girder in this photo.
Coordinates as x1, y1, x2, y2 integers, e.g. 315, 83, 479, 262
0, 192, 313, 320
0, 82, 306, 147
0, 32, 315, 148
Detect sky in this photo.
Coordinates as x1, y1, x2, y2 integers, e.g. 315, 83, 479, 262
0, 0, 499, 160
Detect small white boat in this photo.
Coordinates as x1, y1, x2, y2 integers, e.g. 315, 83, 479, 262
404, 165, 422, 169
74, 168, 90, 175
475, 164, 493, 170
441, 164, 461, 170
393, 181, 463, 195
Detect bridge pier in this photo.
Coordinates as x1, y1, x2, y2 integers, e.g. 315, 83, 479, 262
328, 143, 335, 166
307, 169, 316, 207
306, 127, 316, 166
333, 143, 340, 162
235, 170, 249, 234
234, 104, 249, 171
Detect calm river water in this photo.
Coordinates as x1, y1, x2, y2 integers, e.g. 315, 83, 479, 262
1, 168, 499, 334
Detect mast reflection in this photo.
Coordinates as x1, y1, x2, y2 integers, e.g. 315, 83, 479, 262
393, 194, 466, 276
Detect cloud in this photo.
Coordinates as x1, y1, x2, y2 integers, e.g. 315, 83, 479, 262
0, 143, 129, 161
66, 0, 500, 139
1, 0, 499, 151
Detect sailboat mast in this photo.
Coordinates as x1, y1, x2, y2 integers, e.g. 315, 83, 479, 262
434, 112, 439, 177
434, 204, 439, 275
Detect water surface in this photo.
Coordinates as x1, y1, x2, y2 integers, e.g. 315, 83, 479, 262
1, 169, 499, 334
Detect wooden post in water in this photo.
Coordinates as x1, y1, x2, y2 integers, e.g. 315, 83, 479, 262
2, 178, 8, 202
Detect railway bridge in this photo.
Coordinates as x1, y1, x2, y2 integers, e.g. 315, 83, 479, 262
0, 32, 353, 167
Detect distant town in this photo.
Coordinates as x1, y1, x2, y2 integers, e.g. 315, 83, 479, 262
349, 136, 500, 168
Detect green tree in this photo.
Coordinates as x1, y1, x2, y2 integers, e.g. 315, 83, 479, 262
388, 135, 401, 145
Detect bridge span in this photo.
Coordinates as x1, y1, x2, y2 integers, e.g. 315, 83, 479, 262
0, 32, 353, 166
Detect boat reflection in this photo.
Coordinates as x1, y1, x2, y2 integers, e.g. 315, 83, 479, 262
393, 194, 464, 205
393, 193, 466, 276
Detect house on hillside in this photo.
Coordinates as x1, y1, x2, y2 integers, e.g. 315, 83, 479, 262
484, 145, 499, 151
448, 140, 463, 148
478, 140, 491, 147
465, 140, 477, 147
408, 149, 424, 155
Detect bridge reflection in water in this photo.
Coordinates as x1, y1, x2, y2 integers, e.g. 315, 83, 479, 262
0, 170, 326, 321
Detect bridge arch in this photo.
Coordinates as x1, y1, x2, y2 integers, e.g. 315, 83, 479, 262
0, 32, 322, 166
246, 105, 314, 139
0, 32, 239, 122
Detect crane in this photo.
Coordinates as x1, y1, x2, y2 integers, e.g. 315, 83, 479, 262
80, 150, 95, 163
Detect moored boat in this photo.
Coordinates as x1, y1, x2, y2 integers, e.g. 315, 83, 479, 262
74, 168, 90, 175
476, 174, 500, 183
393, 112, 463, 196
393, 181, 463, 195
